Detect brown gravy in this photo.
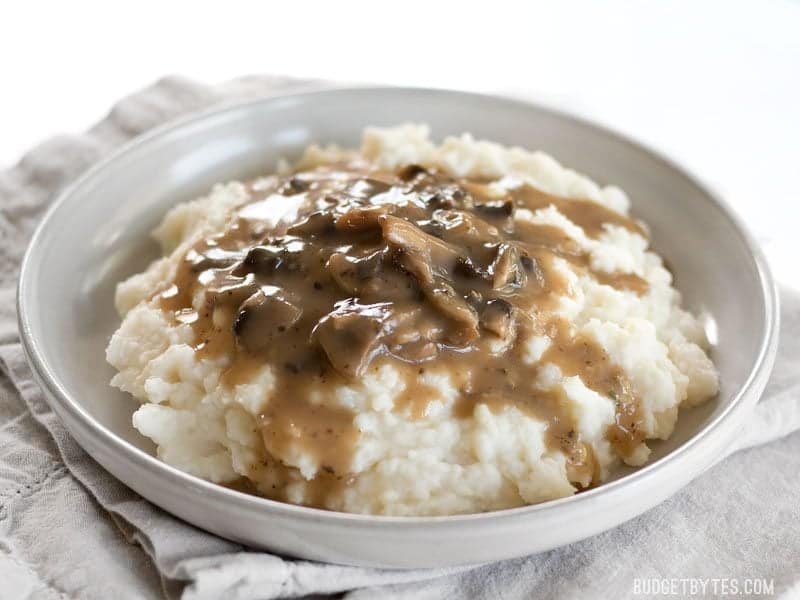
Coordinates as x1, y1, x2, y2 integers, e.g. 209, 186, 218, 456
159, 163, 649, 505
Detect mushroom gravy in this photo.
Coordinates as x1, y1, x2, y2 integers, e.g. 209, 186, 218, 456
158, 162, 649, 500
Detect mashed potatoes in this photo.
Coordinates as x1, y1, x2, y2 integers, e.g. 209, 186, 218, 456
106, 125, 718, 516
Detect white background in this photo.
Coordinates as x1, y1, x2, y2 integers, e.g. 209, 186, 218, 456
2, 0, 799, 285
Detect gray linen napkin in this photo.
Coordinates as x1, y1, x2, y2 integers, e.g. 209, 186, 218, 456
1, 76, 799, 600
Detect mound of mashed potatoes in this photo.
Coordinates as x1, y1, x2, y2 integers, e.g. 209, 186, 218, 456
106, 125, 718, 516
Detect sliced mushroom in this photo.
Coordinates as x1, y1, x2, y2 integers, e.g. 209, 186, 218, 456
347, 178, 392, 198
453, 256, 485, 280
425, 282, 479, 345
426, 183, 472, 210
465, 289, 483, 307
423, 191, 457, 210
431, 209, 502, 254
519, 250, 548, 291
474, 199, 514, 219
335, 204, 393, 232
233, 286, 303, 353
207, 273, 259, 306
490, 243, 527, 291
435, 209, 488, 233
286, 174, 311, 193
287, 211, 335, 236
326, 250, 384, 295
312, 301, 390, 378
238, 238, 306, 276
480, 298, 516, 341
397, 164, 428, 181
392, 339, 438, 362
381, 215, 461, 285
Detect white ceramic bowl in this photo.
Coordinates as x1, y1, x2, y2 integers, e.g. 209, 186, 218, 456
17, 87, 779, 568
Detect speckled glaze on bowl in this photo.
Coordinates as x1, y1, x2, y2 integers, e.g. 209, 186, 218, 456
17, 87, 779, 568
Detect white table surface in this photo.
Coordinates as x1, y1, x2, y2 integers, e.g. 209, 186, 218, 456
3, 0, 798, 286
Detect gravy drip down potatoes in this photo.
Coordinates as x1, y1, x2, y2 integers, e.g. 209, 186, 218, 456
107, 125, 718, 515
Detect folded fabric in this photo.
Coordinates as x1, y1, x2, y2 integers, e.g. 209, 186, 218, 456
1, 76, 798, 600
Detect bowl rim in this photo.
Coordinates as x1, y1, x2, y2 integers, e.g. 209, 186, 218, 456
17, 85, 780, 526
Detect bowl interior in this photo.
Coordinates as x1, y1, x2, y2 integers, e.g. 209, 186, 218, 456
23, 88, 767, 484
